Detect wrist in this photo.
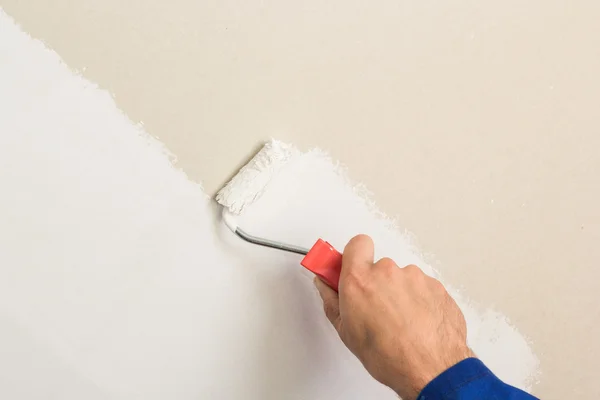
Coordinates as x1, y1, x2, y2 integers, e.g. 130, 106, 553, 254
392, 348, 476, 400
417, 357, 498, 400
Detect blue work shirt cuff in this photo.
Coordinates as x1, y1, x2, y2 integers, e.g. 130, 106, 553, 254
417, 358, 493, 400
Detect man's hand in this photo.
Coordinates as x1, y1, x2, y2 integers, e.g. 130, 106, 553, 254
314, 235, 474, 400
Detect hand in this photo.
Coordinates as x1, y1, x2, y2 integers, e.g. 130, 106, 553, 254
314, 235, 474, 400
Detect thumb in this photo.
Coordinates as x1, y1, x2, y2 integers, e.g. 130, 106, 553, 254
314, 277, 342, 332
341, 234, 374, 281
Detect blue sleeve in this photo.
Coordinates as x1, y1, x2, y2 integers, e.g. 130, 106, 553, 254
417, 358, 538, 400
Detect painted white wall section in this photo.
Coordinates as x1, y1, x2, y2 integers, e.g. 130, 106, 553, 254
0, 10, 537, 399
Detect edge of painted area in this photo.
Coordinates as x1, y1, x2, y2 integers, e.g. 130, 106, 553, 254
215, 139, 540, 392
311, 145, 542, 391
0, 8, 197, 194
1, 6, 540, 394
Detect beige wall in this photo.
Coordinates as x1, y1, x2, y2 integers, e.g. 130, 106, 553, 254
3, 1, 599, 397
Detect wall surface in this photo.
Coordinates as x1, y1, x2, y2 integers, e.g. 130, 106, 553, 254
1, 1, 599, 397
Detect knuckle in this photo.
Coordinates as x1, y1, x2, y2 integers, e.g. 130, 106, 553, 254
403, 264, 423, 277
377, 257, 397, 268
375, 257, 398, 276
430, 278, 447, 294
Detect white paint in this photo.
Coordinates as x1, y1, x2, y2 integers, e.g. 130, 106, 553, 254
0, 9, 538, 400
218, 142, 540, 391
221, 208, 240, 232
216, 140, 299, 215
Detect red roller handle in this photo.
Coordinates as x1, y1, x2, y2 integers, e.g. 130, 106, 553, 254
300, 239, 342, 292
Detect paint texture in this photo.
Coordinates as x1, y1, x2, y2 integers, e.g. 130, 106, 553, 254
0, 9, 538, 399
216, 140, 299, 214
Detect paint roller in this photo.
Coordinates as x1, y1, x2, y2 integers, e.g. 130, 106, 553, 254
216, 141, 342, 291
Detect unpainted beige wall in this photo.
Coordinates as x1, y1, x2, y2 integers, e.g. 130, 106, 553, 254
2, 1, 599, 397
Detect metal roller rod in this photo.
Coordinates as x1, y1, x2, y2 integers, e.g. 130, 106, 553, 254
234, 227, 309, 255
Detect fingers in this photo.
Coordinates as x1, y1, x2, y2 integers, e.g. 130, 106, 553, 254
314, 277, 342, 332
341, 234, 375, 280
